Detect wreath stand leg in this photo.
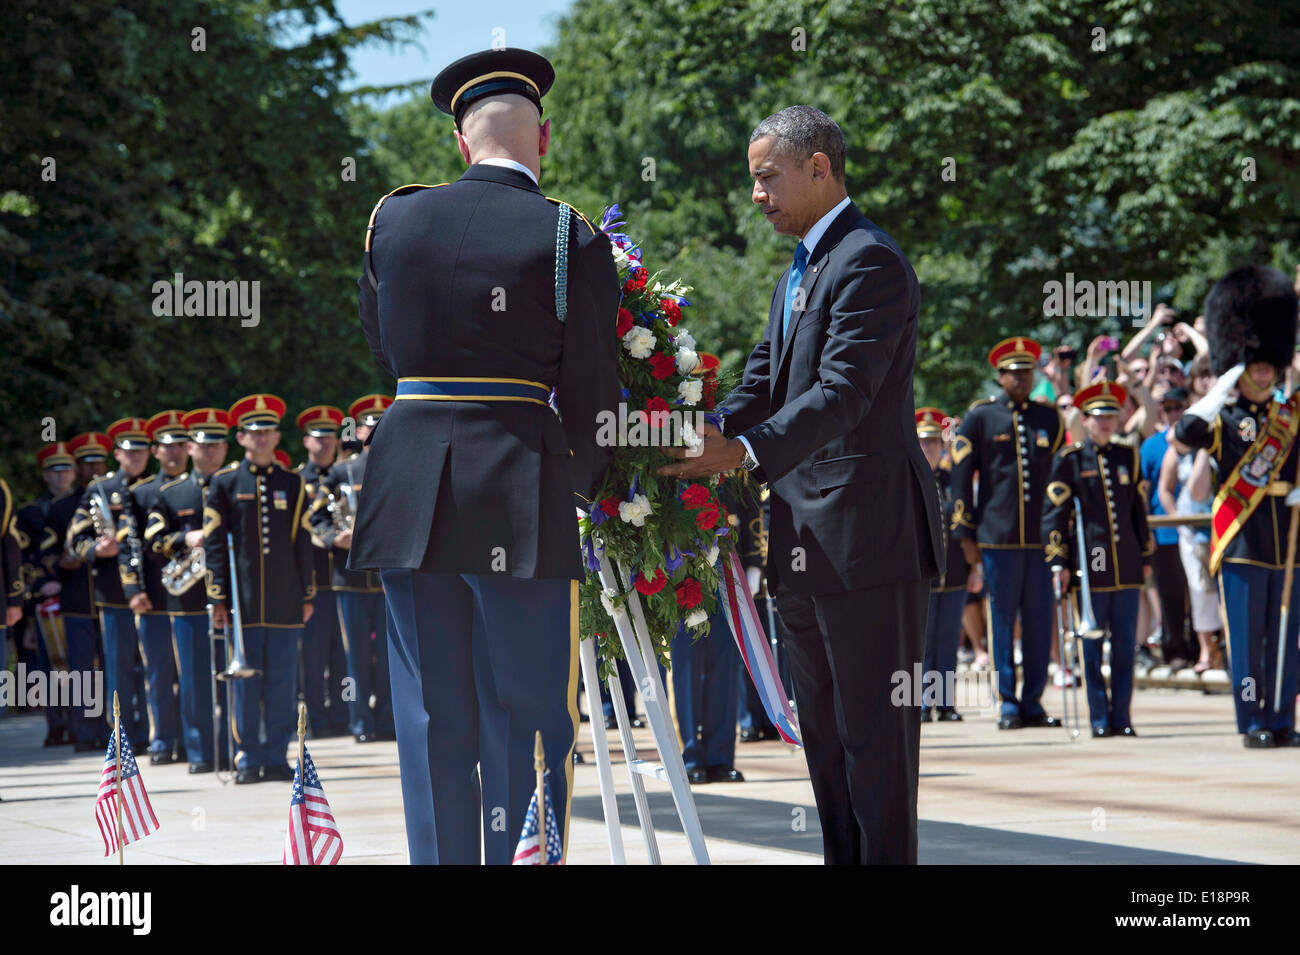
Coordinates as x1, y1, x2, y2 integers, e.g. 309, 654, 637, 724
585, 546, 711, 865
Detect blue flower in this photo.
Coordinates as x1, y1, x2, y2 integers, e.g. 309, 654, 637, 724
591, 507, 608, 526
599, 204, 625, 233
665, 545, 683, 573
583, 535, 601, 572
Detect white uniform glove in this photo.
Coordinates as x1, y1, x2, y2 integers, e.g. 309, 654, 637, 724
1185, 363, 1246, 423
746, 566, 762, 597
1285, 487, 1300, 508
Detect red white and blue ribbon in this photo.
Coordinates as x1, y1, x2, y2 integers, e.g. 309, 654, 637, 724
718, 552, 801, 746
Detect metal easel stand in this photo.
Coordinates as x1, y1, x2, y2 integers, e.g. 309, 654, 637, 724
580, 545, 710, 865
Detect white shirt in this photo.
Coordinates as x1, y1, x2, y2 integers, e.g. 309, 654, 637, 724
477, 156, 539, 186
735, 195, 854, 468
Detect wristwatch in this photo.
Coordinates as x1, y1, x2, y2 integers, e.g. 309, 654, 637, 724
740, 445, 758, 472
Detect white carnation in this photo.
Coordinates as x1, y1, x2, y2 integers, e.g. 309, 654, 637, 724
674, 329, 696, 351
685, 608, 709, 628
623, 326, 655, 359
681, 419, 704, 451
600, 589, 628, 622
706, 544, 720, 566
678, 378, 703, 406
618, 493, 653, 527
675, 347, 699, 375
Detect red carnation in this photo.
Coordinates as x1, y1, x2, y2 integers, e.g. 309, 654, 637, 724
646, 396, 671, 427
695, 502, 720, 531
622, 279, 638, 295
675, 578, 703, 609
649, 352, 677, 380
634, 567, 668, 596
680, 483, 710, 509
632, 268, 648, 289
600, 496, 621, 517
660, 298, 682, 326
616, 307, 634, 337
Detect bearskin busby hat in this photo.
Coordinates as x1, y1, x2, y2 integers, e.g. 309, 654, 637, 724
1204, 265, 1298, 376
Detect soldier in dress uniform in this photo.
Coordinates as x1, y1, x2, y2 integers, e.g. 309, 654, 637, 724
1042, 383, 1154, 737
310, 395, 396, 743
917, 407, 967, 722
16, 443, 79, 746
203, 394, 316, 783
68, 419, 153, 746
349, 48, 620, 864
147, 408, 231, 772
951, 337, 1067, 730
1173, 266, 1300, 748
1, 476, 23, 685
118, 411, 190, 763
294, 404, 345, 738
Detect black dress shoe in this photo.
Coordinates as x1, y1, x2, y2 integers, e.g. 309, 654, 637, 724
188, 762, 213, 774
687, 767, 708, 784
150, 751, 176, 766
706, 766, 745, 783
997, 716, 1023, 730
573, 750, 585, 764
1021, 714, 1062, 728
936, 709, 963, 722
739, 727, 763, 742
1091, 726, 1110, 738
234, 767, 260, 784
920, 708, 934, 723
263, 763, 295, 782
1272, 729, 1300, 746
1115, 726, 1138, 737
1243, 729, 1276, 748
579, 712, 590, 723
604, 715, 617, 730
376, 730, 397, 742
354, 732, 374, 743
631, 716, 647, 729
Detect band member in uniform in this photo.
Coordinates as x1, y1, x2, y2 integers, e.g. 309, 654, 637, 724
1042, 383, 1154, 737
1174, 266, 1300, 748
294, 404, 345, 738
51, 432, 110, 749
69, 419, 153, 745
17, 443, 79, 745
119, 411, 190, 763
148, 408, 231, 772
204, 394, 315, 782
310, 395, 395, 743
951, 338, 1066, 730
1, 477, 23, 680
917, 408, 966, 722
349, 48, 620, 864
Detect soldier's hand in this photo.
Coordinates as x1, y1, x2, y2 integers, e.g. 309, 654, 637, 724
210, 603, 230, 631
94, 535, 119, 558
1056, 568, 1072, 593
185, 530, 204, 549
303, 602, 314, 624
58, 551, 81, 570
39, 581, 62, 597
5, 606, 21, 627
960, 538, 982, 570
129, 593, 152, 614
965, 563, 983, 594
332, 529, 353, 550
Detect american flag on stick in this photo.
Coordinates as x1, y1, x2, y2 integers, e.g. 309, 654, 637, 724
513, 770, 563, 865
283, 747, 343, 865
95, 729, 159, 857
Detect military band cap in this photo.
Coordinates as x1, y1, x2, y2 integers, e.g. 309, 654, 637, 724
431, 48, 554, 128
915, 406, 948, 437
229, 393, 286, 431
1075, 381, 1126, 415
37, 442, 75, 471
988, 337, 1042, 371
107, 417, 151, 450
146, 409, 189, 445
68, 432, 111, 462
296, 405, 345, 437
182, 407, 231, 444
349, 394, 393, 427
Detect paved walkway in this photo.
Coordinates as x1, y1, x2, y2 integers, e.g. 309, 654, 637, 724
1, 685, 1295, 864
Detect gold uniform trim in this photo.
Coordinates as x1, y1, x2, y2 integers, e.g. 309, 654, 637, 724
451, 70, 541, 113
950, 435, 972, 465
1046, 481, 1071, 507
366, 183, 449, 251
545, 197, 595, 236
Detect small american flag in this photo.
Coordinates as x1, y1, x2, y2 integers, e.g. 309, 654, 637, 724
96, 730, 159, 856
283, 748, 343, 865
512, 771, 563, 865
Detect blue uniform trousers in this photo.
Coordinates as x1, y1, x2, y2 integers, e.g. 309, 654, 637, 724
1219, 563, 1300, 734
981, 548, 1054, 719
299, 589, 337, 736
337, 590, 393, 736
32, 624, 69, 734
923, 589, 966, 714
328, 622, 350, 733
231, 626, 300, 770
99, 608, 147, 742
671, 611, 741, 770
1080, 589, 1139, 732
137, 613, 179, 754
62, 615, 103, 745
598, 653, 637, 720
171, 612, 228, 766
382, 569, 579, 865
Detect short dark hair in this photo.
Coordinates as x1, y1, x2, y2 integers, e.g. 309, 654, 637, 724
750, 105, 846, 181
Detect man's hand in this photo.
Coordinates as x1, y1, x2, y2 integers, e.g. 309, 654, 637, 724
39, 581, 62, 597
332, 529, 353, 550
657, 422, 745, 479
211, 603, 230, 631
185, 530, 204, 550
303, 602, 314, 624
1055, 568, 1072, 594
129, 593, 152, 614
965, 563, 983, 594
960, 538, 981, 571
6, 606, 21, 627
94, 536, 119, 558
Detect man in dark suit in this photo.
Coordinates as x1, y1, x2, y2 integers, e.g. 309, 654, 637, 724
348, 48, 621, 864
662, 105, 942, 864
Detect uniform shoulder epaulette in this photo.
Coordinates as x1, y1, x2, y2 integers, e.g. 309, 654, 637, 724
131, 474, 157, 489
545, 197, 596, 236
214, 463, 239, 477
292, 462, 305, 474
159, 474, 187, 492
366, 183, 449, 251
967, 396, 996, 411
87, 473, 112, 488
1060, 442, 1084, 456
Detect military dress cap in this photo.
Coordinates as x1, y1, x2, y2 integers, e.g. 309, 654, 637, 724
1075, 381, 1127, 415
431, 48, 555, 128
988, 336, 1042, 371
182, 407, 231, 444
349, 394, 393, 427
296, 405, 345, 437
274, 449, 292, 470
1204, 265, 1299, 377
690, 352, 721, 378
36, 442, 75, 471
68, 431, 111, 462
229, 393, 286, 431
107, 417, 151, 450
146, 409, 190, 445
915, 407, 948, 437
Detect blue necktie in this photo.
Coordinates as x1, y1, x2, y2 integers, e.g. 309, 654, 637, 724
783, 241, 809, 338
